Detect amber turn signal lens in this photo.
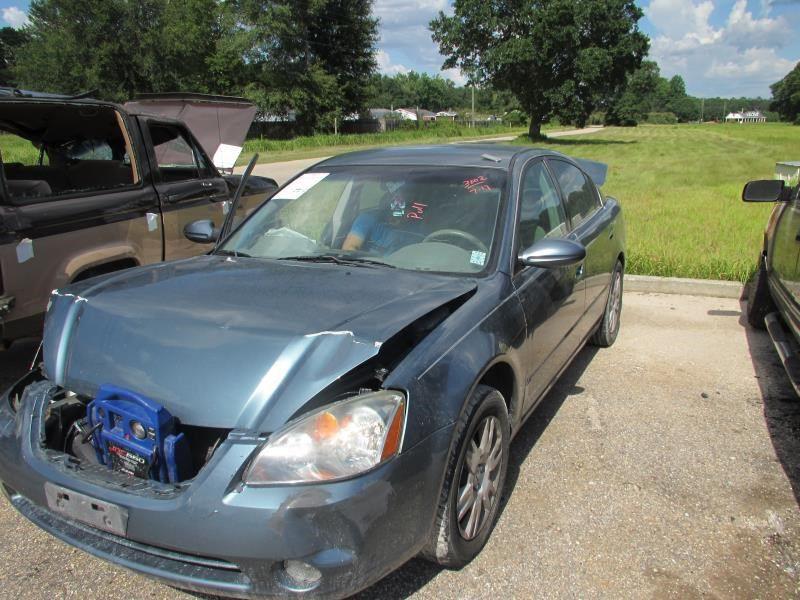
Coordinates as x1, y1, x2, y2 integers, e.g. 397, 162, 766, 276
313, 411, 339, 440
380, 401, 405, 461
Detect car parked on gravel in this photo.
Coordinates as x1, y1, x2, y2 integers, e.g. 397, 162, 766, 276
0, 144, 625, 598
0, 89, 277, 348
743, 178, 800, 394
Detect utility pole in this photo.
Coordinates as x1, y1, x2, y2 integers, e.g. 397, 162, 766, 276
471, 84, 475, 129
700, 98, 704, 123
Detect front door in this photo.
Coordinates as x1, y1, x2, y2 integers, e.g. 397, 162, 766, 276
512, 159, 585, 413
143, 120, 229, 260
770, 198, 800, 328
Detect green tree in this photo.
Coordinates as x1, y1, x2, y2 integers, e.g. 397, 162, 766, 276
0, 27, 30, 86
227, 0, 378, 133
771, 62, 800, 123
431, 0, 648, 138
605, 60, 661, 126
14, 0, 221, 101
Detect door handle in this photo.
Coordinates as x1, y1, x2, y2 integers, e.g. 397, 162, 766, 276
201, 181, 213, 188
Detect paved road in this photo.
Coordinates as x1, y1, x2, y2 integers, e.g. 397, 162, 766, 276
240, 126, 605, 186
1, 291, 799, 598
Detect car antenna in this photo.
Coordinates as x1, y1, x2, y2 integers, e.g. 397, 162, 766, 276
214, 153, 259, 251
481, 153, 501, 163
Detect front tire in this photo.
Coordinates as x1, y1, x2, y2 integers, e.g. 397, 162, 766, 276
591, 260, 624, 347
421, 385, 510, 568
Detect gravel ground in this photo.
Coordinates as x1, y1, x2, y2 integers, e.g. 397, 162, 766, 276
1, 291, 799, 599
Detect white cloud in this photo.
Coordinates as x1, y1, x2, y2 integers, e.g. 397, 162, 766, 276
373, 0, 457, 77
375, 50, 411, 75
441, 67, 467, 86
723, 0, 789, 49
2, 6, 28, 29
645, 0, 798, 96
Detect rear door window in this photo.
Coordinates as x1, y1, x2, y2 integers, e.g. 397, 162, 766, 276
548, 159, 601, 227
0, 106, 137, 203
148, 124, 208, 183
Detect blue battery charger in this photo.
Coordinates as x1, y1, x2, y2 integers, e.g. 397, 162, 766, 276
86, 384, 191, 483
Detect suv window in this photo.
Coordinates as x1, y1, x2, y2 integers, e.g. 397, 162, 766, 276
548, 159, 600, 227
518, 161, 567, 250
149, 124, 206, 183
0, 108, 136, 204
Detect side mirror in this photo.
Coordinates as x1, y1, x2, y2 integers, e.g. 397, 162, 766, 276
184, 219, 219, 244
742, 179, 788, 203
518, 238, 586, 268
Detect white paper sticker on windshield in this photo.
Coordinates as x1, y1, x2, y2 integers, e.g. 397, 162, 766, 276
470, 250, 486, 266
274, 173, 330, 200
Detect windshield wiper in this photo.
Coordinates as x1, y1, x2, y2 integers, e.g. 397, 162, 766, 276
215, 249, 253, 258
279, 255, 395, 268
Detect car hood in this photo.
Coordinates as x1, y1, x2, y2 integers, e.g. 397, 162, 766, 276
42, 256, 476, 431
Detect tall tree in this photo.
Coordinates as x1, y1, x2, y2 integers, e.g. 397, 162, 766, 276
0, 27, 30, 86
14, 0, 221, 101
225, 0, 378, 133
605, 60, 661, 126
431, 0, 648, 138
771, 62, 800, 124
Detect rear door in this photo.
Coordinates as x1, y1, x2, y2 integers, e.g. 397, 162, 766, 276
141, 119, 229, 260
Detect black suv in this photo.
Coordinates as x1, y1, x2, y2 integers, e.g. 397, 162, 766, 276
744, 178, 800, 393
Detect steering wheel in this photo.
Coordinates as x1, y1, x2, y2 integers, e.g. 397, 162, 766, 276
423, 229, 488, 254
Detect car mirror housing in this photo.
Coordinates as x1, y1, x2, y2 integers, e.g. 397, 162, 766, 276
742, 179, 789, 203
518, 238, 586, 268
184, 219, 219, 244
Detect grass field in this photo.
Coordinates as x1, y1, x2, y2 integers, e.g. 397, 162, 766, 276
515, 123, 796, 282
240, 123, 534, 164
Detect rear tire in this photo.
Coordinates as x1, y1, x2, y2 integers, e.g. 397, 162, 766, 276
747, 254, 774, 330
421, 385, 510, 568
591, 260, 624, 348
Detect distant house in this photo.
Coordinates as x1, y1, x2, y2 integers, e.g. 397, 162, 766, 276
368, 108, 395, 120
395, 108, 418, 121
395, 108, 438, 122
725, 109, 767, 123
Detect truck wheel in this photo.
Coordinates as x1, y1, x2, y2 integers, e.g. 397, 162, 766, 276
590, 260, 624, 348
421, 385, 509, 568
747, 254, 775, 330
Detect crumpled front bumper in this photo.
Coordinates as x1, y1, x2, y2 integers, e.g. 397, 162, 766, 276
0, 379, 453, 599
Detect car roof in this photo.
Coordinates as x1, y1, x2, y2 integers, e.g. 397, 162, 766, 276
315, 144, 566, 170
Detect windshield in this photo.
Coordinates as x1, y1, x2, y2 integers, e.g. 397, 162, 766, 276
220, 165, 506, 274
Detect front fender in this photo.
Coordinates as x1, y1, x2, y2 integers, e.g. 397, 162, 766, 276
383, 272, 527, 449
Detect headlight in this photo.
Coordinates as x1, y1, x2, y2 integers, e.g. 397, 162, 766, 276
243, 390, 406, 485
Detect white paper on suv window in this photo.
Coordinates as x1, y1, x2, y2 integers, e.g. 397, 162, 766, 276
213, 144, 243, 170
16, 238, 33, 263
274, 173, 329, 200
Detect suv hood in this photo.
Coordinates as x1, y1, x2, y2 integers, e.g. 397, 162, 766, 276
42, 256, 476, 431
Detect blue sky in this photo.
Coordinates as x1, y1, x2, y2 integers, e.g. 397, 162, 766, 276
2, 1, 798, 98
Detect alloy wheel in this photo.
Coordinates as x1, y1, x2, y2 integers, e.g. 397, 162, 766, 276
457, 415, 503, 540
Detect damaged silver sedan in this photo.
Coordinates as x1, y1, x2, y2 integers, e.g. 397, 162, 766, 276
0, 144, 625, 598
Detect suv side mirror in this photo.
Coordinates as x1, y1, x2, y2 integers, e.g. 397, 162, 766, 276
742, 179, 789, 203
184, 219, 219, 244
518, 238, 586, 268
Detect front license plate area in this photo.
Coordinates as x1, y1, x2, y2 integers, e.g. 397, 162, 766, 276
44, 482, 128, 536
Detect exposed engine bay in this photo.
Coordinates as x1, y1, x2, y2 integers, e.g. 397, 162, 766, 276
39, 383, 227, 483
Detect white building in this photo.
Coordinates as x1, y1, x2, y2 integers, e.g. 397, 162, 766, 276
725, 110, 767, 123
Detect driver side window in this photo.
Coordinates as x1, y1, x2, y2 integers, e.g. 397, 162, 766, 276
518, 162, 567, 250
